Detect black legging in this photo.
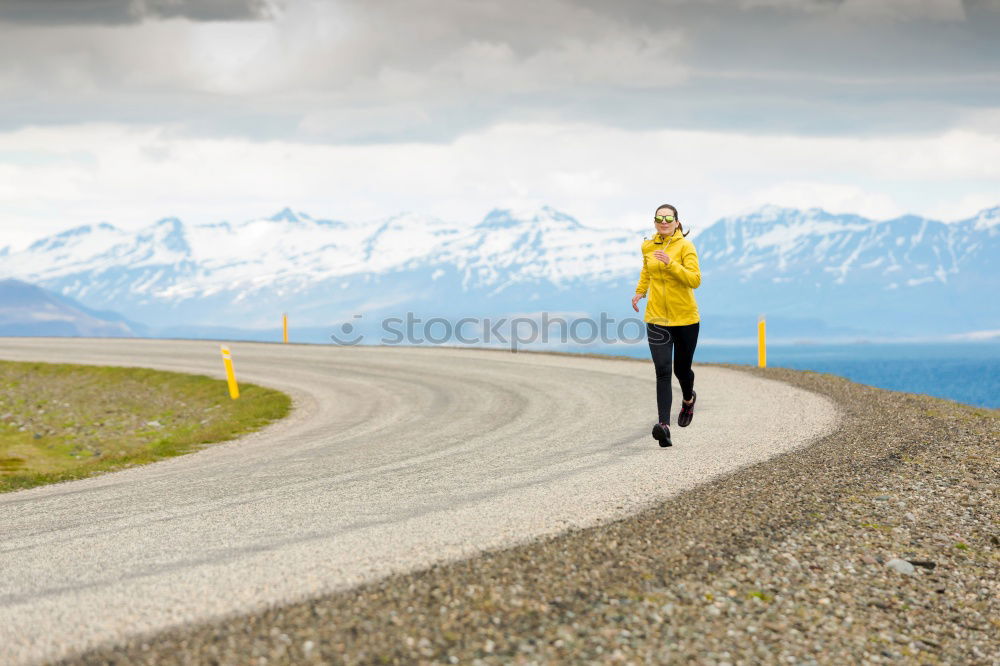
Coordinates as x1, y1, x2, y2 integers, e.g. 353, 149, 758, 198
647, 322, 700, 425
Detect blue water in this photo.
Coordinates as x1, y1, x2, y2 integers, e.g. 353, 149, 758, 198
606, 341, 1000, 409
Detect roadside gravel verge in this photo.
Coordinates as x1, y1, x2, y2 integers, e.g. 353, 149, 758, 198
60, 363, 998, 665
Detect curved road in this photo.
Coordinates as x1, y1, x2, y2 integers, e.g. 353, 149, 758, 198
0, 338, 838, 665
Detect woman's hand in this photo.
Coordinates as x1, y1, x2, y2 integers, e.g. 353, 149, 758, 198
653, 250, 671, 266
632, 293, 644, 312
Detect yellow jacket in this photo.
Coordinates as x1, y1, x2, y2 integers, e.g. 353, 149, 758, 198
635, 228, 701, 326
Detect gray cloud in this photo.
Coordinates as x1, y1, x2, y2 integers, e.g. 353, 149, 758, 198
0, 0, 281, 25
0, 0, 997, 143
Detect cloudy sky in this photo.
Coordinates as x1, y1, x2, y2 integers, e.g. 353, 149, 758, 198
1, 0, 999, 249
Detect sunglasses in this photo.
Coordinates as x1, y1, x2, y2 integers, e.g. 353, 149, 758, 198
654, 215, 676, 223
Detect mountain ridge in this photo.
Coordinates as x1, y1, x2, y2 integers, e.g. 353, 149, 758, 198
0, 278, 146, 337
1, 204, 997, 340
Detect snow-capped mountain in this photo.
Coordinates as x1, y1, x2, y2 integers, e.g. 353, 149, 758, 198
0, 206, 643, 329
694, 205, 1000, 335
1, 204, 997, 340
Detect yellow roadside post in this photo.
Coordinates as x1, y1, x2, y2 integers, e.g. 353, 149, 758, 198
283, 313, 288, 343
757, 316, 767, 368
220, 345, 240, 399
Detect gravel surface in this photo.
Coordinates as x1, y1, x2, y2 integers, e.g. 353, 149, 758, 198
0, 340, 835, 665
57, 361, 999, 665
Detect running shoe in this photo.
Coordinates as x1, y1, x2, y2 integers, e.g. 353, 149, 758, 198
677, 390, 697, 427
652, 422, 672, 447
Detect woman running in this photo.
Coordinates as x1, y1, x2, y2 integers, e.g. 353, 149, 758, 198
631, 203, 702, 447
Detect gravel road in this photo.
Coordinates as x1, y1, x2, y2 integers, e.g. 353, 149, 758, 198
0, 338, 837, 665
57, 362, 997, 665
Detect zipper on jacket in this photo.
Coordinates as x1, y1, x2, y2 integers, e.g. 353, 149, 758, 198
661, 235, 675, 278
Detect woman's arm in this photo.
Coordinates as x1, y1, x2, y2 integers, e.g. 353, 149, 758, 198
635, 243, 650, 296
666, 241, 701, 288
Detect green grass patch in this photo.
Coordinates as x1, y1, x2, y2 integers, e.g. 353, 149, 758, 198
0, 360, 291, 494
